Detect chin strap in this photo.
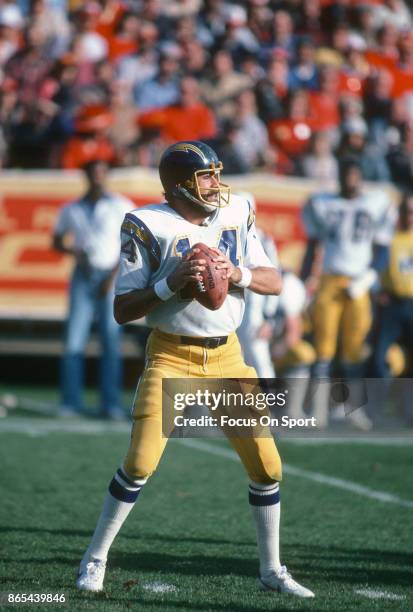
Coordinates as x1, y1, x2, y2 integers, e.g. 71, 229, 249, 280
173, 186, 218, 212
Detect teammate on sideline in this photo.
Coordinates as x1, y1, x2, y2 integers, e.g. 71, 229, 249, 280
301, 157, 395, 429
76, 141, 314, 598
237, 193, 279, 378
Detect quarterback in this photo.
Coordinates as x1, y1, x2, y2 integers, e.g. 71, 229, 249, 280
76, 141, 314, 598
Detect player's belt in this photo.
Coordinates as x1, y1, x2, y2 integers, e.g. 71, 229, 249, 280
180, 335, 228, 349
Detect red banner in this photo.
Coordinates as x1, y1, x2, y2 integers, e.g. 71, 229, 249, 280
0, 170, 313, 318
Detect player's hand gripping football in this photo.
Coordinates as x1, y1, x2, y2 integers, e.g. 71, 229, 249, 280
167, 249, 207, 292
209, 247, 242, 283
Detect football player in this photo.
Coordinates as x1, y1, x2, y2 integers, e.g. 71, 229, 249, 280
301, 157, 395, 428
76, 141, 314, 598
236, 192, 279, 378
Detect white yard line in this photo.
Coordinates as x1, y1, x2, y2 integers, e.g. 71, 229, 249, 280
180, 438, 413, 509
354, 588, 406, 601
1, 417, 413, 445
1, 417, 412, 508
142, 582, 177, 594
0, 418, 130, 435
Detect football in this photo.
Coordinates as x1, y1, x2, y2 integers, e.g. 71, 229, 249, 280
186, 242, 229, 310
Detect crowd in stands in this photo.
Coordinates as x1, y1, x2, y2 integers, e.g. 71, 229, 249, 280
0, 0, 413, 186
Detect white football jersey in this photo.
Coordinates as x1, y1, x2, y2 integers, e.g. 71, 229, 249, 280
302, 190, 395, 277
115, 194, 275, 336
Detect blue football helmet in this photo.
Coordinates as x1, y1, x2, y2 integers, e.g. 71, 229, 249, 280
159, 141, 230, 210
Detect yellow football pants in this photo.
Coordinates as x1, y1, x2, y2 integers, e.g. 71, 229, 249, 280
124, 329, 282, 484
312, 275, 372, 362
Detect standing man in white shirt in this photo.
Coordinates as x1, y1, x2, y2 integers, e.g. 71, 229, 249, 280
52, 160, 134, 418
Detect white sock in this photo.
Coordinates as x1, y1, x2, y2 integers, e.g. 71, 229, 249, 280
85, 467, 146, 562
249, 481, 281, 578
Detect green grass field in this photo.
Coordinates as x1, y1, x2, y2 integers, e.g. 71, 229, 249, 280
1, 403, 413, 611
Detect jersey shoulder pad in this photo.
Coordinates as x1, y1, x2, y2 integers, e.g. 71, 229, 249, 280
227, 193, 255, 230
309, 192, 338, 207
365, 189, 392, 213
121, 211, 161, 271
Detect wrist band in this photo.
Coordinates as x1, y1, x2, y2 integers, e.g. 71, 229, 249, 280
233, 266, 252, 288
153, 278, 175, 301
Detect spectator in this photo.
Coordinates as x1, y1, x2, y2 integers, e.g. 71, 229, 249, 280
364, 69, 394, 149
0, 4, 23, 69
138, 76, 217, 144
29, 0, 71, 58
107, 81, 139, 164
211, 119, 250, 175
61, 103, 116, 169
308, 64, 341, 133
353, 5, 376, 49
255, 49, 288, 123
338, 116, 390, 182
94, 0, 128, 43
232, 90, 272, 170
181, 39, 208, 78
198, 0, 227, 46
38, 54, 80, 113
0, 77, 18, 167
174, 14, 212, 48
341, 42, 369, 93
1, 0, 412, 176
370, 0, 412, 33
52, 159, 133, 418
106, 11, 140, 63
265, 9, 295, 58
295, 0, 325, 46
300, 130, 338, 185
72, 4, 108, 64
5, 21, 53, 106
217, 4, 260, 60
246, 0, 274, 48
238, 52, 266, 85
117, 20, 159, 92
133, 43, 181, 111
365, 23, 400, 72
162, 0, 202, 20
288, 37, 319, 91
6, 98, 59, 168
200, 49, 252, 121
321, 0, 351, 32
387, 122, 413, 191
328, 22, 352, 62
268, 89, 316, 173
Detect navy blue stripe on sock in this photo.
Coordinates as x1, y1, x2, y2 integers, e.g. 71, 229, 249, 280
116, 468, 140, 488
249, 490, 280, 506
109, 478, 141, 503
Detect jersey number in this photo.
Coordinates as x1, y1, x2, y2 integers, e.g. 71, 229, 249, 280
175, 229, 240, 266
326, 210, 372, 243
175, 229, 241, 301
